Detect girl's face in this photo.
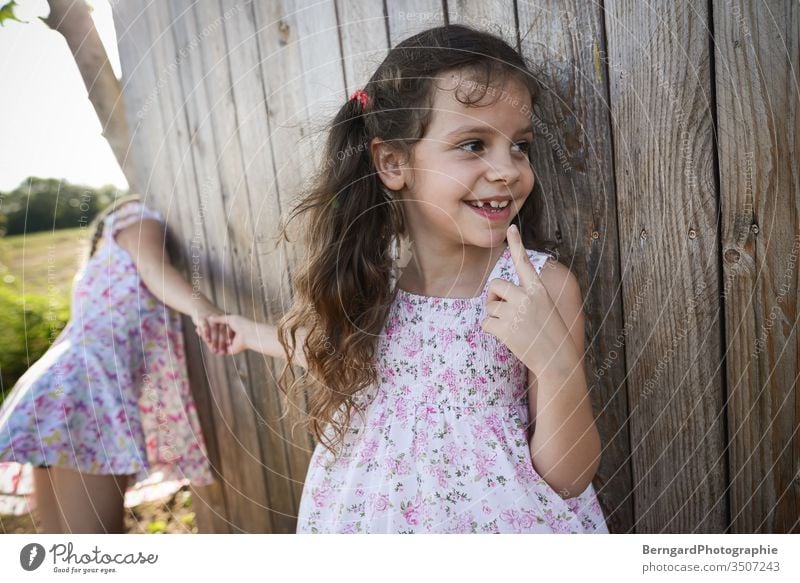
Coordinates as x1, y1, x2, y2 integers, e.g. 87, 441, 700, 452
399, 72, 535, 250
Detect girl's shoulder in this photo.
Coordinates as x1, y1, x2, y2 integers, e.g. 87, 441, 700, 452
104, 201, 164, 239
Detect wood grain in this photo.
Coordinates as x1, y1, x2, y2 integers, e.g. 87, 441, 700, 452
714, 0, 800, 533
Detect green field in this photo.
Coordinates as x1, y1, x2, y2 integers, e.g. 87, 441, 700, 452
0, 228, 88, 397
0, 227, 90, 296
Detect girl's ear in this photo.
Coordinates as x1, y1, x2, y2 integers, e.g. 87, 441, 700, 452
370, 137, 407, 191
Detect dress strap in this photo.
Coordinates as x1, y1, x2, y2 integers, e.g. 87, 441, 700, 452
496, 247, 555, 287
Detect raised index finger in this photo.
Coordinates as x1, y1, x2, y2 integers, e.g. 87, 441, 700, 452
507, 224, 541, 293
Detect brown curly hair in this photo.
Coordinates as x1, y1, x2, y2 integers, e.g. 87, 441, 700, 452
274, 24, 558, 462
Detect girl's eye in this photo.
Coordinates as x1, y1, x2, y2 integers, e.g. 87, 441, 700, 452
458, 140, 483, 153
513, 141, 531, 154
458, 140, 532, 154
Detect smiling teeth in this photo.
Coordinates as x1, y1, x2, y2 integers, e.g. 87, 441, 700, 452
468, 200, 509, 208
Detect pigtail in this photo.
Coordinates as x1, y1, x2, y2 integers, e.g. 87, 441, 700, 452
276, 85, 404, 460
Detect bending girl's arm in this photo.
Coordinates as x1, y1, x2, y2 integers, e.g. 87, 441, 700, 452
115, 218, 226, 350
206, 314, 308, 369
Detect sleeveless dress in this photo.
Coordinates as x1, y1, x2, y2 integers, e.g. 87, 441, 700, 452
296, 244, 609, 533
0, 201, 215, 510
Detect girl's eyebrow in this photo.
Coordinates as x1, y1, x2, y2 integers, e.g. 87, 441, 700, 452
444, 124, 534, 139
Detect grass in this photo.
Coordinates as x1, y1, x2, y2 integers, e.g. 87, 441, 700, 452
0, 227, 90, 296
0, 229, 86, 396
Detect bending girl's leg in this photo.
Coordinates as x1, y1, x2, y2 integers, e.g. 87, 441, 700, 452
50, 468, 131, 533
33, 466, 64, 533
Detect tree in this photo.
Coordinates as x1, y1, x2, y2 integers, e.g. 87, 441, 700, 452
1, 0, 139, 193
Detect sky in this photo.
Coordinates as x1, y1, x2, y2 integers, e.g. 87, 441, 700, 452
0, 0, 128, 192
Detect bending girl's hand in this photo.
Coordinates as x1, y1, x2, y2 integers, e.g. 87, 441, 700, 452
205, 314, 252, 355
192, 307, 228, 355
481, 225, 577, 377
196, 319, 231, 355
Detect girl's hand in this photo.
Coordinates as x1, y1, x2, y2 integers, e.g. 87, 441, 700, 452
191, 305, 229, 355
205, 314, 253, 355
481, 225, 578, 377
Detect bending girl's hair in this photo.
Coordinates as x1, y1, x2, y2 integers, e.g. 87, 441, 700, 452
275, 24, 557, 460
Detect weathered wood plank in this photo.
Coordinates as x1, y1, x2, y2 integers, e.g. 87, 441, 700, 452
146, 5, 233, 536
163, 0, 273, 533
249, 0, 348, 526
386, 0, 446, 45
448, 0, 517, 47
714, 0, 800, 533
214, 0, 309, 533
337, 0, 390, 94
186, 0, 310, 533
605, 0, 727, 532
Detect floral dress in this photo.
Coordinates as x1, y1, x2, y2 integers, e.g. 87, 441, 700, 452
296, 244, 609, 533
0, 202, 215, 504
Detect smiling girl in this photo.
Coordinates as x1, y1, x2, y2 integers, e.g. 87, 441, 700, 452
204, 24, 608, 534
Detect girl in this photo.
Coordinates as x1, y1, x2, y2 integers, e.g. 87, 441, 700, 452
0, 194, 225, 533
204, 24, 608, 533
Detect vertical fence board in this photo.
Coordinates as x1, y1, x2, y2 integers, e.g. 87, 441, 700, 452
215, 0, 303, 534
714, 0, 800, 533
448, 0, 516, 46
387, 0, 446, 45
249, 0, 349, 524
165, 0, 274, 532
146, 3, 232, 534
189, 0, 311, 533
605, 0, 727, 532
337, 0, 390, 93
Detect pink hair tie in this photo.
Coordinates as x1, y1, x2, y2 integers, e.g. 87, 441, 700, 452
349, 88, 369, 109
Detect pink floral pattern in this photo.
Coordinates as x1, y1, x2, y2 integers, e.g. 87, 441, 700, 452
0, 202, 215, 497
296, 245, 608, 533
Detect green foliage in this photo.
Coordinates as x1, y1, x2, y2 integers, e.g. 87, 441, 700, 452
0, 286, 70, 402
146, 519, 168, 534
0, 178, 122, 237
180, 512, 195, 526
0, 1, 22, 26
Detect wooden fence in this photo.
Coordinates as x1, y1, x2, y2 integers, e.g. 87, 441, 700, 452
112, 0, 799, 533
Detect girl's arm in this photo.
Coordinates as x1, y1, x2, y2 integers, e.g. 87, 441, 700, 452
206, 314, 308, 369
114, 218, 227, 352
527, 263, 602, 499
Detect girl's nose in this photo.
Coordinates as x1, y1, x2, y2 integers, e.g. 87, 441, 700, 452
484, 148, 522, 186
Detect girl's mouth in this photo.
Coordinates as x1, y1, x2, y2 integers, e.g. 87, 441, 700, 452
463, 200, 512, 221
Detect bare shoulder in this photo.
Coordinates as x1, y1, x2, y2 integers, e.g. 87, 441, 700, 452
114, 218, 166, 266
535, 255, 586, 358
536, 256, 580, 301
